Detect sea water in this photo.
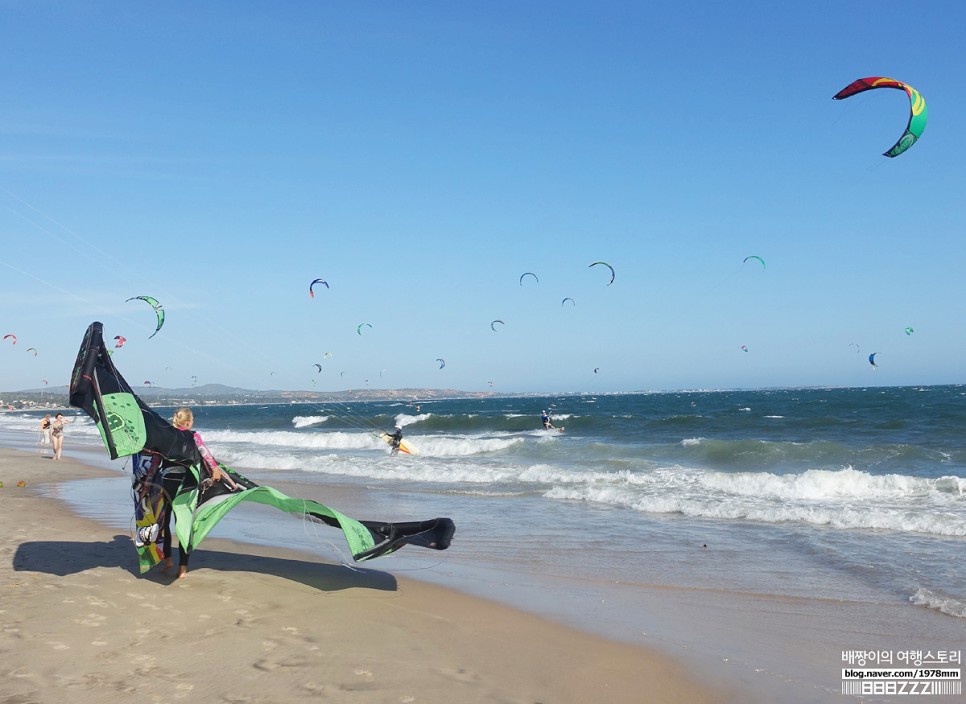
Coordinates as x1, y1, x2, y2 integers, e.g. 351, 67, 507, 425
3, 385, 965, 699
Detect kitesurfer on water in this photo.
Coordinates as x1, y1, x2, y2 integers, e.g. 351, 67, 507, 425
540, 410, 554, 430
388, 425, 404, 456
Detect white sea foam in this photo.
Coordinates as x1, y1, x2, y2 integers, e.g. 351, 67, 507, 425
394, 412, 432, 427
910, 589, 966, 619
292, 415, 329, 428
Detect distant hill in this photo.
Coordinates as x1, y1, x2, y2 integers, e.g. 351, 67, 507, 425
1, 383, 500, 410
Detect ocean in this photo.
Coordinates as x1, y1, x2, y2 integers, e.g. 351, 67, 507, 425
3, 385, 965, 700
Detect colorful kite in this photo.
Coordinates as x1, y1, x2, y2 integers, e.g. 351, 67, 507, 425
833, 77, 927, 157
68, 322, 454, 572
126, 296, 165, 339
309, 278, 329, 298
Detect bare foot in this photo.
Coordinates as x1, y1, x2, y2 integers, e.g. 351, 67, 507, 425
161, 557, 174, 574
177, 565, 188, 580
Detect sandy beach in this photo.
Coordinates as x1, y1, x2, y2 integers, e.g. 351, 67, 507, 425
0, 448, 722, 704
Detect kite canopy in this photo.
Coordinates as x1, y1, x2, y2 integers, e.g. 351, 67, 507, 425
69, 322, 454, 565
126, 295, 165, 338
589, 261, 615, 285
3, 333, 16, 345
519, 272, 539, 286
309, 278, 329, 298
490, 319, 505, 331
833, 77, 927, 157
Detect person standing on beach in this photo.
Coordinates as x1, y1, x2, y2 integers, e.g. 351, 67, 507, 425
39, 415, 52, 449
49, 413, 72, 461
162, 408, 230, 579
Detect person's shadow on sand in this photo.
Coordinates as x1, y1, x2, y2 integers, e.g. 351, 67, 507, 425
13, 534, 398, 592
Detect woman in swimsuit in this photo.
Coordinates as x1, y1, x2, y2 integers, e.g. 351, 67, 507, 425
50, 413, 72, 461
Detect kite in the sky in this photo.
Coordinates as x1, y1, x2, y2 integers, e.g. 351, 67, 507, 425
561, 297, 575, 307
904, 327, 914, 335
436, 358, 446, 369
833, 77, 927, 157
126, 296, 165, 339
3, 334, 16, 345
868, 353, 878, 368
589, 261, 615, 285
741, 345, 749, 352
26, 347, 38, 356
519, 272, 539, 286
490, 319, 505, 331
356, 322, 372, 335
114, 335, 127, 349
313, 363, 323, 373
309, 278, 329, 298
743, 255, 765, 269
849, 343, 860, 354
69, 322, 454, 575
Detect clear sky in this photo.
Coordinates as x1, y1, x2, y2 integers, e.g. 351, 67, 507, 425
2, 1, 964, 394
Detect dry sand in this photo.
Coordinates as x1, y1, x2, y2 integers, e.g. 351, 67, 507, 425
0, 448, 723, 704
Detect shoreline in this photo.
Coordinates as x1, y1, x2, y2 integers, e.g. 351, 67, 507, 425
0, 446, 726, 704
4, 425, 964, 704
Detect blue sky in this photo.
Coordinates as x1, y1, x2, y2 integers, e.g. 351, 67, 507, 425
2, 1, 964, 394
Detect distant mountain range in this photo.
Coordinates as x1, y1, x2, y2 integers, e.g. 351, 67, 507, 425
2, 382, 500, 406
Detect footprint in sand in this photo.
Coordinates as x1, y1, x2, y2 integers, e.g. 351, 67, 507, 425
436, 666, 482, 684
301, 682, 327, 695
74, 613, 107, 627
174, 682, 194, 699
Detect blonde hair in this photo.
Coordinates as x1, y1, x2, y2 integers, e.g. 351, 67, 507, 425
172, 408, 194, 430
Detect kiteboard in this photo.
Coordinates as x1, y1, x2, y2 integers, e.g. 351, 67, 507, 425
379, 432, 417, 455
